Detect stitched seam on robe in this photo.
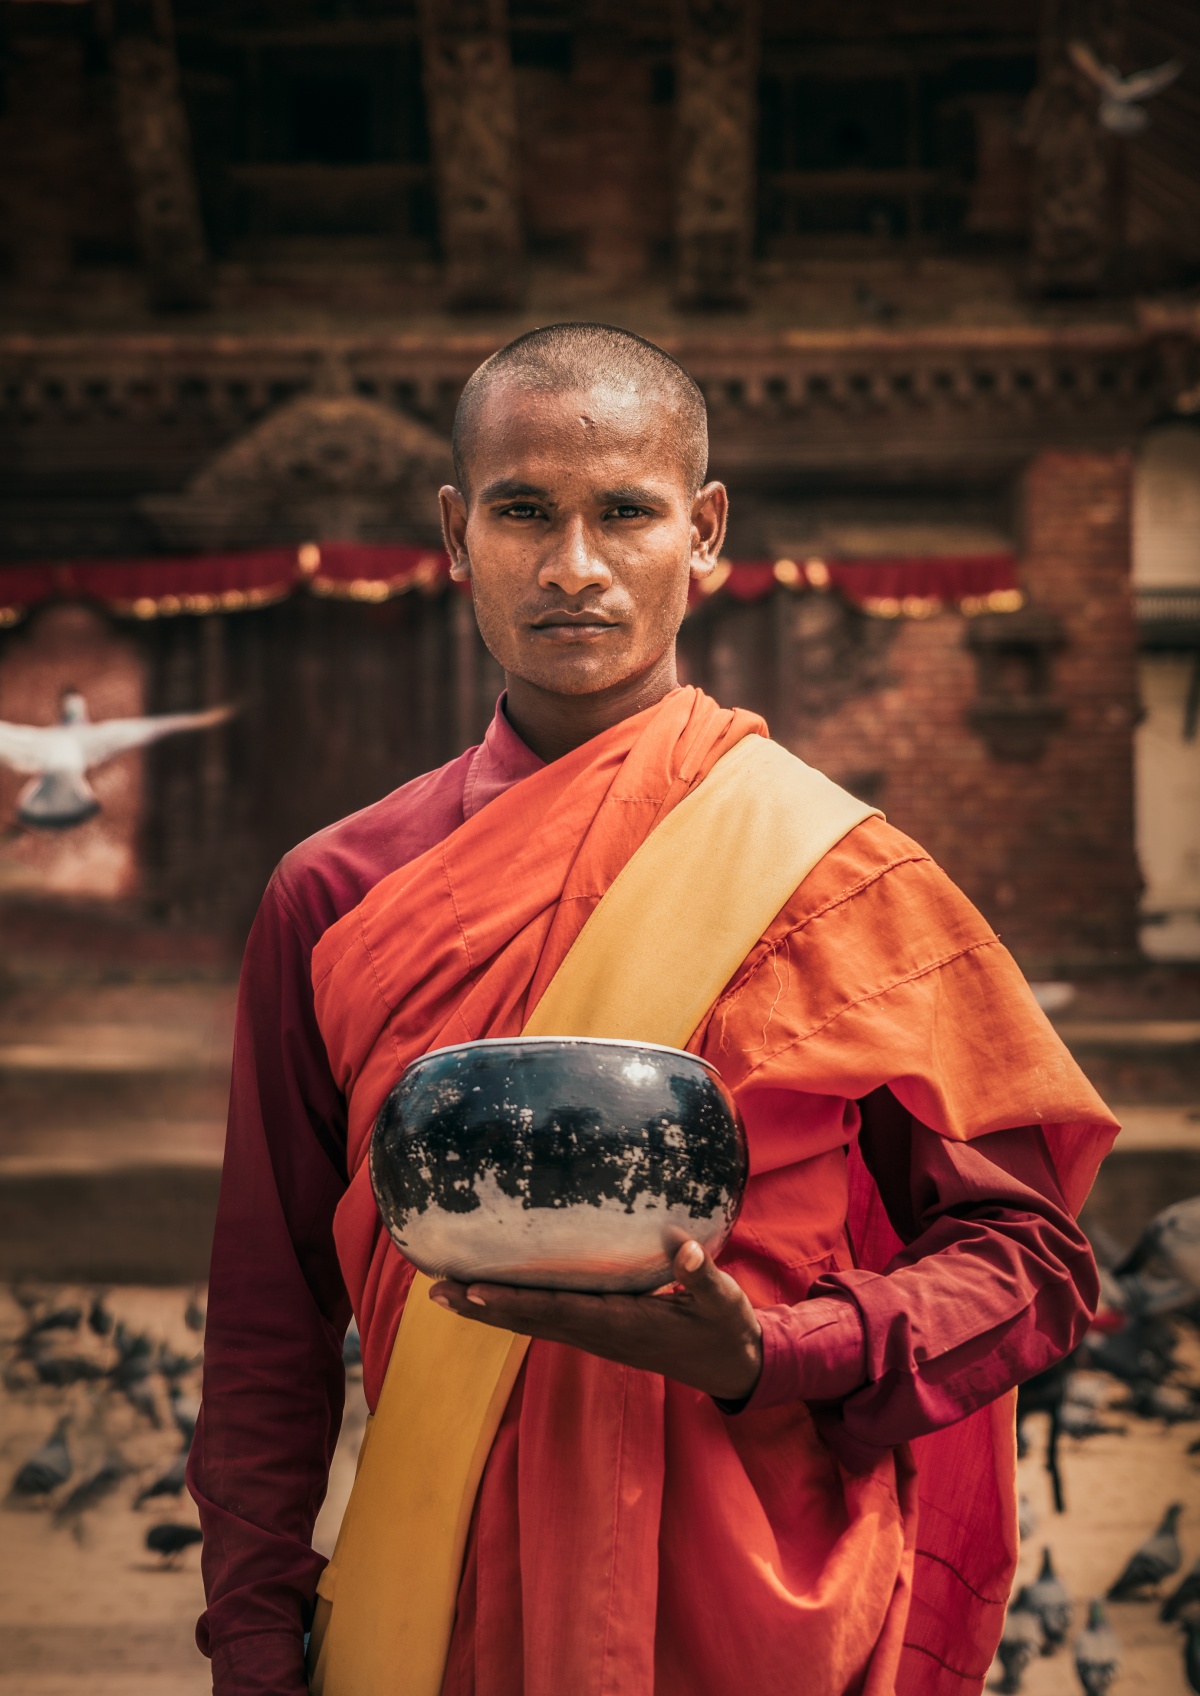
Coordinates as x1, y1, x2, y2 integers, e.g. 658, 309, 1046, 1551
902, 1639, 992, 1680
710, 847, 961, 1012
596, 1368, 631, 1693
912, 1547, 1008, 1604
735, 937, 1000, 1089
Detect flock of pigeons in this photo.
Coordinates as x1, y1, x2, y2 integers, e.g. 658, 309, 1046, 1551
1000, 1193, 1200, 1694
3, 1284, 206, 1565
4, 1195, 1200, 1689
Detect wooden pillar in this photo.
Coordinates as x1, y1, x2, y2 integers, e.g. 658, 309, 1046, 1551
1024, 0, 1122, 294
109, 2, 212, 310
418, 0, 524, 310
672, 0, 759, 310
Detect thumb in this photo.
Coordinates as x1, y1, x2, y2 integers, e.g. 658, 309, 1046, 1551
671, 1239, 734, 1307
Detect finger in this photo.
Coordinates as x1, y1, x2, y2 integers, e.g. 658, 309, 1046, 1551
670, 1240, 739, 1309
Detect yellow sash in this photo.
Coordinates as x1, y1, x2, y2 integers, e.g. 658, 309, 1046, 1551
308, 735, 878, 1694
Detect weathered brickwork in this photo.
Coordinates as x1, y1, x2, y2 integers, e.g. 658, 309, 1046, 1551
789, 452, 1140, 973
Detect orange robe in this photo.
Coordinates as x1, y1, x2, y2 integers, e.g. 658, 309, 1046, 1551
311, 687, 1115, 1696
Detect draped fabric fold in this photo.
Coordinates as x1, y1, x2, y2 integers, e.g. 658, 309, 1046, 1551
310, 686, 1116, 1696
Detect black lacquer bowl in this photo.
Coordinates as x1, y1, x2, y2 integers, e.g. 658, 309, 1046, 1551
369, 1036, 747, 1293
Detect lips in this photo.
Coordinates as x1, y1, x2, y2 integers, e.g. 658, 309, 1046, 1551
530, 611, 619, 629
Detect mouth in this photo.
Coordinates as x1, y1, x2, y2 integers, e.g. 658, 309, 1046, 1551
529, 611, 621, 642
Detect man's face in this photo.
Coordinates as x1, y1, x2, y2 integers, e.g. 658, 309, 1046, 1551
440, 382, 726, 699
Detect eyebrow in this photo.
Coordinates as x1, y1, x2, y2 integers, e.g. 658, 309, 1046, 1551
597, 485, 665, 507
478, 478, 553, 504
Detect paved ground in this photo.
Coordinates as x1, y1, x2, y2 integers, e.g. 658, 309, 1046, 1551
2, 1282, 1199, 1695
1, 965, 1198, 1690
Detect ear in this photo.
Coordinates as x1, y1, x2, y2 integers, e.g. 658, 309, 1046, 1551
439, 485, 471, 580
689, 481, 728, 582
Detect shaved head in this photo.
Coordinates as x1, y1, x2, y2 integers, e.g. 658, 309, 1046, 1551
452, 322, 709, 497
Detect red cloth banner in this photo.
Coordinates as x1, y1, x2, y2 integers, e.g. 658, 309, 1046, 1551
0, 543, 1022, 627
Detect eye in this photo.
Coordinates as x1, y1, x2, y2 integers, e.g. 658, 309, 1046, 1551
608, 504, 649, 520
498, 503, 543, 520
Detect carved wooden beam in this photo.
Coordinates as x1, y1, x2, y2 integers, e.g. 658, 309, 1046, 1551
109, 12, 212, 311
672, 0, 760, 310
418, 0, 524, 310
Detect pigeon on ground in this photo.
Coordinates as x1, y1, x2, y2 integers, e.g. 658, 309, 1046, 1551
1067, 40, 1182, 136
1122, 1381, 1200, 1425
135, 1449, 188, 1508
157, 1345, 202, 1382
168, 1384, 199, 1448
1018, 1494, 1037, 1542
1026, 1547, 1072, 1652
1074, 1598, 1120, 1696
996, 1588, 1043, 1692
146, 1522, 203, 1566
1107, 1502, 1183, 1599
1086, 1313, 1177, 1385
10, 1416, 72, 1497
0, 691, 233, 829
1187, 1618, 1200, 1696
53, 1458, 129, 1527
34, 1354, 106, 1388
1059, 1401, 1126, 1440
111, 1327, 159, 1421
184, 1290, 206, 1334
1163, 1558, 1200, 1623
87, 1292, 114, 1338
20, 1305, 82, 1346
1116, 1195, 1200, 1299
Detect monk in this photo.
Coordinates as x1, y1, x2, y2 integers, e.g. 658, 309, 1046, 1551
190, 323, 1118, 1696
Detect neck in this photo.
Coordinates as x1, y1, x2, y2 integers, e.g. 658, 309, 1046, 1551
503, 651, 680, 764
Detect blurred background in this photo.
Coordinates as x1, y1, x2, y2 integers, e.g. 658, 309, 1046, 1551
0, 0, 1198, 1691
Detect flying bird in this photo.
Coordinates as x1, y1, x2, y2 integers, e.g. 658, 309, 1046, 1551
1107, 1502, 1183, 1599
1074, 1598, 1120, 1696
10, 1416, 72, 1497
996, 1588, 1043, 1692
145, 1521, 203, 1566
1068, 40, 1184, 135
1027, 1547, 1072, 1652
0, 689, 233, 829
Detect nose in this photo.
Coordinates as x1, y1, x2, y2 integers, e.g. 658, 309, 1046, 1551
538, 517, 612, 598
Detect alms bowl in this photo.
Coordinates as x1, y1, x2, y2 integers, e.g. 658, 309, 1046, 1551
369, 1036, 747, 1293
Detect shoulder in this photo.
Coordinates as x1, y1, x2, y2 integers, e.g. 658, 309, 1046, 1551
270, 747, 476, 946
717, 814, 1000, 1033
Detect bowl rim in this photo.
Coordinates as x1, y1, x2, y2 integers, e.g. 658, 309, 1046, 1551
413, 1034, 725, 1079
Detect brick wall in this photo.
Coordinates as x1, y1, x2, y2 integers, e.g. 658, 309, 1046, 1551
782, 451, 1141, 974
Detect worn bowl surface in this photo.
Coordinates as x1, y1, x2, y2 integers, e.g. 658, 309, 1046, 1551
369, 1036, 747, 1293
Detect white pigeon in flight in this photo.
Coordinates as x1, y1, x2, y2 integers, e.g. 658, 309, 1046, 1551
1068, 40, 1183, 134
0, 689, 233, 829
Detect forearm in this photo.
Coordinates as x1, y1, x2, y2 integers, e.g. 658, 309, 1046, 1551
736, 1117, 1098, 1451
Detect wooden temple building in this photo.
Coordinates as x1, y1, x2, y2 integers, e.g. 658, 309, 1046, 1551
0, 0, 1198, 975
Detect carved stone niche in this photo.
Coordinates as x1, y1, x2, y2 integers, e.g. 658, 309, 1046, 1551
142, 385, 453, 549
966, 606, 1066, 761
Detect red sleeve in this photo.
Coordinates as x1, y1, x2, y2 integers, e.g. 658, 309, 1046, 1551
743, 1101, 1099, 1464
188, 875, 352, 1696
